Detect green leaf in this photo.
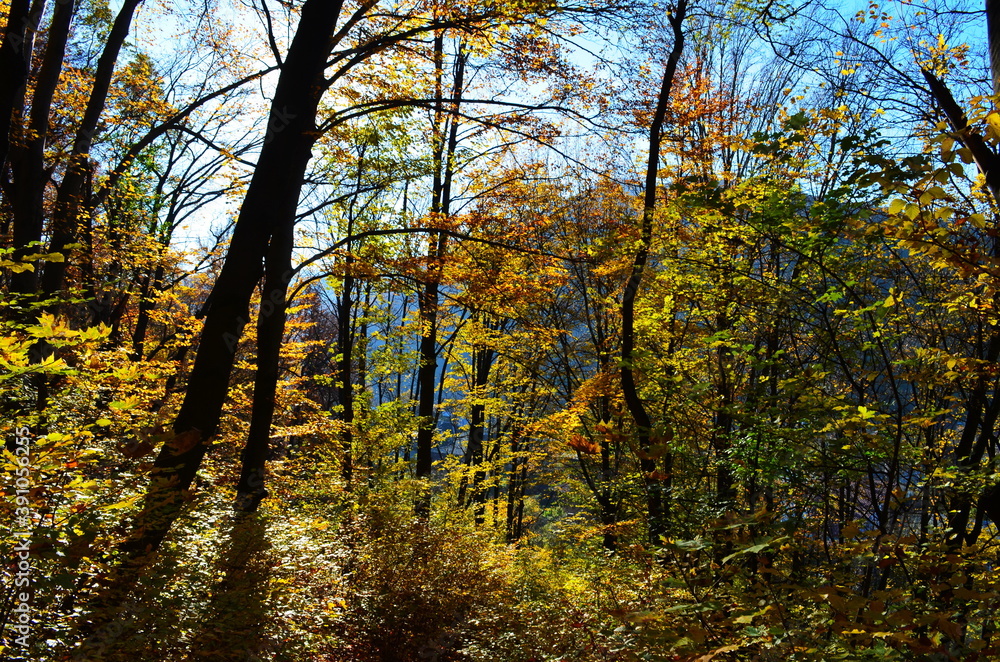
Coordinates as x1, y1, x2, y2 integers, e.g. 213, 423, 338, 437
721, 537, 785, 564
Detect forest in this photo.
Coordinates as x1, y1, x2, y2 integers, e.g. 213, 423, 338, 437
1, 0, 999, 659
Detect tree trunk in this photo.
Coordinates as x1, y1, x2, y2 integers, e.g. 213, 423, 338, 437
336, 267, 356, 487
130, 263, 165, 360
414, 244, 441, 516
414, 35, 464, 516
118, 0, 345, 561
8, 0, 74, 300
988, 0, 1000, 96
40, 0, 144, 302
620, 0, 687, 545
0, 0, 36, 175
460, 331, 493, 524
234, 219, 293, 512
713, 310, 736, 510
505, 431, 524, 543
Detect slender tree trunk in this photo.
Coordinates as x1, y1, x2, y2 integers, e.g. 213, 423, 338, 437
414, 245, 440, 515
713, 311, 736, 510
462, 329, 493, 524
620, 0, 687, 544
593, 296, 621, 549
505, 432, 523, 543
337, 267, 356, 487
414, 35, 464, 516
40, 0, 144, 301
9, 0, 74, 299
130, 263, 165, 360
333, 149, 373, 489
514, 456, 528, 540
234, 220, 293, 512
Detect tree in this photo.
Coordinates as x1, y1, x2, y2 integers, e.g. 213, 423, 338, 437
620, 0, 687, 543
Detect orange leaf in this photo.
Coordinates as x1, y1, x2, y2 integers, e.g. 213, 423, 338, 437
568, 435, 600, 454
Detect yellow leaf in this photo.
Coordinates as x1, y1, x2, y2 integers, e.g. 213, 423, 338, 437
841, 522, 861, 538
104, 496, 139, 510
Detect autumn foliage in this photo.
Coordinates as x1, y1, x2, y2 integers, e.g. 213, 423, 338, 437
1, 0, 999, 660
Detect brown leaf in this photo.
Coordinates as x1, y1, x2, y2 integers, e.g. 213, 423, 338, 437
937, 617, 963, 641
568, 434, 600, 454
121, 439, 156, 459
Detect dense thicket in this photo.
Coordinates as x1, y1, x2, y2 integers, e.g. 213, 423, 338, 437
1, 0, 999, 660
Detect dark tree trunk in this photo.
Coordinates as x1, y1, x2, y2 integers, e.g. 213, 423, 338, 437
337, 267, 356, 487
130, 263, 165, 360
118, 0, 345, 561
333, 146, 374, 490
713, 311, 736, 510
234, 219, 293, 512
414, 244, 441, 514
597, 395, 620, 550
9, 0, 74, 299
711, 310, 736, 564
460, 330, 493, 524
414, 35, 464, 516
40, 0, 144, 302
505, 431, 524, 543
620, 0, 687, 545
0, 0, 35, 175
988, 0, 1000, 95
